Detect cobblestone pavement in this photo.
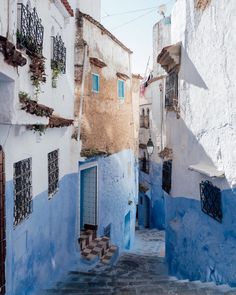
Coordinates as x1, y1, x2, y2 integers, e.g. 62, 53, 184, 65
43, 229, 236, 295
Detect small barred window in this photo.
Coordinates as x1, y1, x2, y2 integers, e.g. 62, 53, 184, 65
13, 158, 33, 226
48, 150, 59, 197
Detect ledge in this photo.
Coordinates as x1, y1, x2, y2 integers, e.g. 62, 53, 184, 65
0, 36, 27, 67
77, 11, 133, 54
188, 163, 225, 178
20, 98, 54, 118
48, 115, 73, 128
90, 57, 107, 68
157, 42, 181, 73
116, 72, 130, 81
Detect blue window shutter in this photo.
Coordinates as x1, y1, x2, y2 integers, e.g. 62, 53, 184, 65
118, 80, 125, 99
92, 74, 99, 92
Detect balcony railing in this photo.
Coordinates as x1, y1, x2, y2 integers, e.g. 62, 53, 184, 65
17, 3, 44, 55
51, 35, 66, 74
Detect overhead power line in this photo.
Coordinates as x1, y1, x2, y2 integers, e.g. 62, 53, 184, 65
102, 6, 159, 19
111, 10, 156, 30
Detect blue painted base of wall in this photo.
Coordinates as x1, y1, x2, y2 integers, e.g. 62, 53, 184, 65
139, 161, 165, 230
5, 173, 79, 295
166, 188, 236, 287
80, 149, 138, 252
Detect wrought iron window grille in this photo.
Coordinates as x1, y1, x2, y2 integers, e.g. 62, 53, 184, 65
48, 150, 59, 197
162, 160, 172, 194
51, 35, 66, 74
13, 158, 33, 226
165, 71, 178, 108
17, 3, 44, 55
200, 180, 222, 223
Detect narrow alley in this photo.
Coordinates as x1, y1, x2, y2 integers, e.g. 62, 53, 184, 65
43, 230, 236, 295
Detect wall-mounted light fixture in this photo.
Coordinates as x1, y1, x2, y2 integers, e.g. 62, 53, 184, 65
147, 137, 154, 156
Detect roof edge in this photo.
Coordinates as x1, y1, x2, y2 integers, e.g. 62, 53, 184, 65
76, 10, 133, 54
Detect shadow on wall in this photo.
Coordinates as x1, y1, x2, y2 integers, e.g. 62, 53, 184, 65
165, 116, 236, 286
179, 46, 208, 90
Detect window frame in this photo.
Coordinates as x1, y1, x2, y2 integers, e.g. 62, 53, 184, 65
92, 73, 100, 93
13, 157, 33, 226
48, 149, 59, 198
118, 79, 125, 100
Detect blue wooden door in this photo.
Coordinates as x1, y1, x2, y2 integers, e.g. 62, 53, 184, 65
80, 166, 97, 229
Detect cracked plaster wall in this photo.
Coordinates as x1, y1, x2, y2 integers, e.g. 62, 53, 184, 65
169, 0, 236, 197
75, 16, 137, 155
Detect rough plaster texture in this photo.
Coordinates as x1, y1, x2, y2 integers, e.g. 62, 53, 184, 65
5, 173, 79, 295
0, 2, 84, 294
169, 0, 236, 197
162, 0, 236, 286
139, 161, 165, 230
77, 0, 101, 22
79, 150, 138, 252
166, 189, 236, 286
0, 0, 76, 124
75, 14, 136, 155
153, 17, 171, 77
138, 17, 171, 230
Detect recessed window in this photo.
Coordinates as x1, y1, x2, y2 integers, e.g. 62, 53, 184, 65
162, 160, 172, 194
165, 71, 178, 108
92, 73, 100, 92
48, 150, 59, 197
13, 158, 33, 226
118, 79, 125, 99
200, 180, 222, 223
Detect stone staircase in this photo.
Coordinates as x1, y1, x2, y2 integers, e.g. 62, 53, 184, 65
79, 229, 118, 265
43, 253, 236, 295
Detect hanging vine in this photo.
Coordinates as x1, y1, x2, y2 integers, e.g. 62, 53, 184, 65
29, 55, 47, 100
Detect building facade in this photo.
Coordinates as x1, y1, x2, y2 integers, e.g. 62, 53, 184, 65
74, 10, 139, 252
0, 1, 81, 294
138, 17, 171, 230
157, 0, 236, 287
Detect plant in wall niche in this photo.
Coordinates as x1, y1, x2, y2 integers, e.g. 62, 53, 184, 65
29, 55, 46, 101
29, 124, 47, 136
51, 60, 64, 88
18, 91, 32, 102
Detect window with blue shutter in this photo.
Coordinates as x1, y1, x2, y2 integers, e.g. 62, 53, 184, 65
118, 79, 125, 99
92, 74, 99, 92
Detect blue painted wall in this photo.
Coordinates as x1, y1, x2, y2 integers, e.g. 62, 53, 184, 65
80, 149, 138, 251
139, 161, 165, 230
5, 173, 79, 295
165, 188, 236, 286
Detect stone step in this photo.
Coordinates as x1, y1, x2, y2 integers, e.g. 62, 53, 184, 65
78, 229, 96, 251
81, 236, 110, 261
101, 245, 119, 265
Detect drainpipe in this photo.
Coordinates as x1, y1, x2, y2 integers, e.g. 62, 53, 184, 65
76, 43, 88, 139
159, 82, 164, 150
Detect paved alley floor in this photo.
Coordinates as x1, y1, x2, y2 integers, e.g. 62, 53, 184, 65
44, 229, 236, 295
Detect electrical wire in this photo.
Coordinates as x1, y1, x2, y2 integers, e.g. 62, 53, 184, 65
112, 10, 156, 30
102, 6, 160, 19
104, 0, 174, 31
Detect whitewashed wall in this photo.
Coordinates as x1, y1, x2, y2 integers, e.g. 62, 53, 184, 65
168, 0, 236, 198
78, 0, 101, 21
83, 18, 131, 80
0, 0, 79, 193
